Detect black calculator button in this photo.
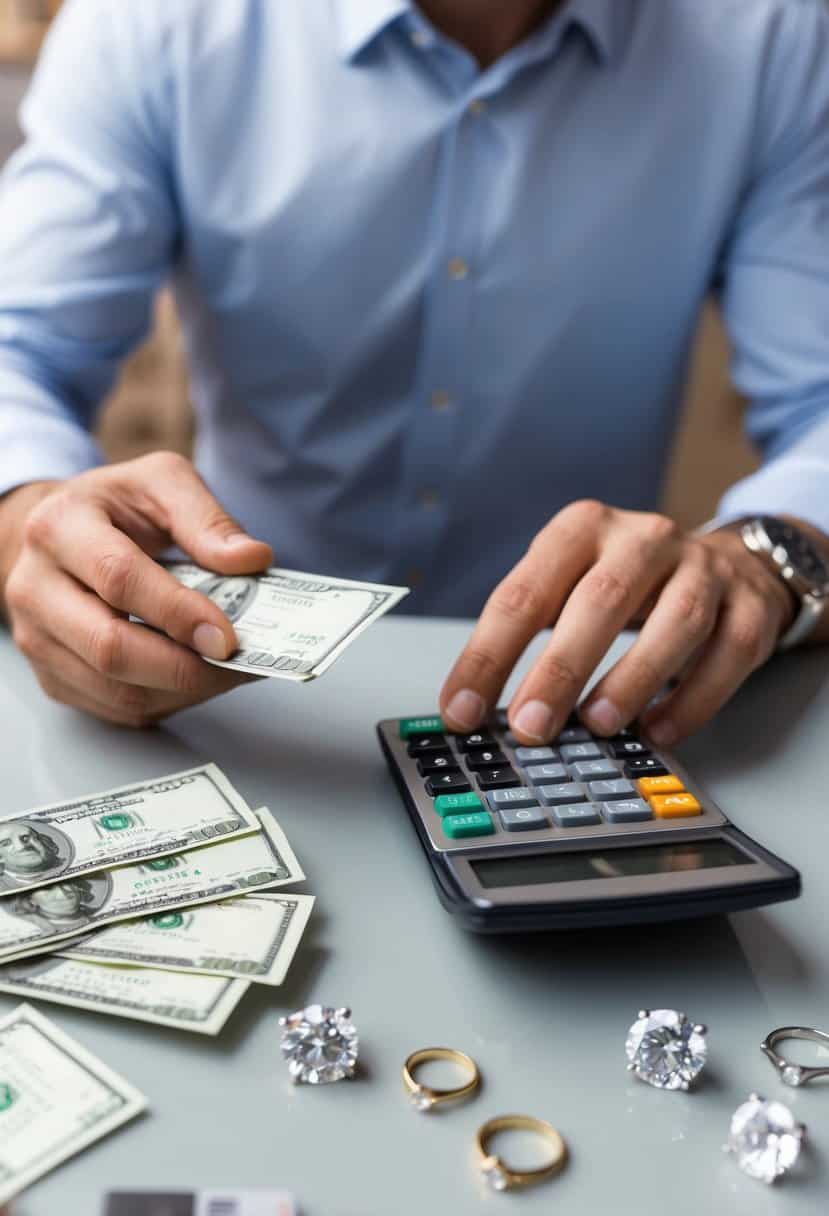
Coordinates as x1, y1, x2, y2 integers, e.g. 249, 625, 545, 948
610, 727, 639, 741
609, 741, 651, 759
456, 732, 497, 752
476, 766, 520, 790
556, 726, 592, 744
417, 756, 458, 776
427, 772, 472, 796
407, 734, 448, 756
624, 757, 669, 778
465, 749, 508, 770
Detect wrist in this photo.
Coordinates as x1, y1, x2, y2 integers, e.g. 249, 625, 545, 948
698, 525, 798, 639
0, 480, 61, 617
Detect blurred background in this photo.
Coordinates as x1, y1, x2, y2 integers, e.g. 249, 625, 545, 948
0, 0, 759, 531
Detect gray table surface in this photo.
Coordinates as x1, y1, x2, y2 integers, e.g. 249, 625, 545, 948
0, 617, 827, 1216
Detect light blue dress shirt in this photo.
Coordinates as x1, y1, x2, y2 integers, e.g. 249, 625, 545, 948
1, 0, 829, 615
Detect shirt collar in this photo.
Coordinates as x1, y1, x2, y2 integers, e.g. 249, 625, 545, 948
333, 0, 633, 66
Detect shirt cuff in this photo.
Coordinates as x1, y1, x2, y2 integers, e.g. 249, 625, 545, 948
0, 377, 102, 500
714, 457, 829, 540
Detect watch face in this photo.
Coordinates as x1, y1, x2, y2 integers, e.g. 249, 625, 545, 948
760, 516, 829, 583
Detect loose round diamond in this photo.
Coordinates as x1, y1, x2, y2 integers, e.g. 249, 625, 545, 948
781, 1065, 803, 1088
410, 1087, 435, 1113
480, 1159, 509, 1192
726, 1095, 804, 1184
625, 1008, 707, 1090
279, 1004, 359, 1084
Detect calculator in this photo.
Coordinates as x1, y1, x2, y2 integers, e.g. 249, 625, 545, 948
376, 711, 800, 932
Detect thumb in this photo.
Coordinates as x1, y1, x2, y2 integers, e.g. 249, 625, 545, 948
134, 453, 273, 574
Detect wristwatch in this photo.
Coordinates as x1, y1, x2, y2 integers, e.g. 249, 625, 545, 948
738, 516, 829, 649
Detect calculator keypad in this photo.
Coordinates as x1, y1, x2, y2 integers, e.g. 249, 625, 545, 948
391, 711, 724, 850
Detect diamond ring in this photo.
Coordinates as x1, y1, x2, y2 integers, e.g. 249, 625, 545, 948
279, 1003, 359, 1084
725, 1094, 806, 1184
402, 1046, 480, 1113
475, 1115, 567, 1192
625, 1008, 708, 1090
760, 1025, 829, 1088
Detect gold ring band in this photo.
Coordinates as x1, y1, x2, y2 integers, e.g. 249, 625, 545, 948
402, 1047, 480, 1112
475, 1114, 568, 1191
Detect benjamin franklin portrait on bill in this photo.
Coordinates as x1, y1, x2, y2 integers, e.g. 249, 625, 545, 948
196, 575, 258, 624
12, 874, 112, 935
0, 820, 73, 889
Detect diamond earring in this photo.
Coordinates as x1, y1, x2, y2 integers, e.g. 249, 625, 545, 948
625, 1008, 708, 1090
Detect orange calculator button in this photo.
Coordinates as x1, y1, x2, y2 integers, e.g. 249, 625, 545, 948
650, 792, 702, 818
636, 774, 685, 798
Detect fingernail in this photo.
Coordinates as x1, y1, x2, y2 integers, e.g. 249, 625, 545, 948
513, 699, 555, 743
582, 697, 621, 737
193, 623, 229, 661
647, 719, 677, 747
445, 689, 486, 731
222, 532, 251, 547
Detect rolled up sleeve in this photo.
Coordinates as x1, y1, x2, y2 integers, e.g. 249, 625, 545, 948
716, 1, 829, 533
0, 0, 177, 497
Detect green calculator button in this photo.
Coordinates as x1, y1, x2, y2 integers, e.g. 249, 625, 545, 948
442, 811, 494, 839
434, 792, 484, 817
399, 716, 445, 739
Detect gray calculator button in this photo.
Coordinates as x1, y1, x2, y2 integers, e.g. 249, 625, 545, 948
587, 778, 635, 801
536, 782, 586, 806
552, 802, 602, 827
514, 746, 558, 765
602, 798, 653, 823
498, 806, 549, 832
560, 742, 603, 762
525, 763, 568, 784
570, 759, 621, 781
487, 787, 540, 810
556, 726, 592, 744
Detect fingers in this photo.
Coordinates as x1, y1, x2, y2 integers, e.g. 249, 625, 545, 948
506, 518, 681, 742
27, 498, 240, 661
579, 546, 725, 736
121, 452, 273, 573
439, 504, 601, 731
641, 585, 780, 746
12, 563, 249, 699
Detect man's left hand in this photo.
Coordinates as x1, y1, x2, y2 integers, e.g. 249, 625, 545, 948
440, 501, 796, 747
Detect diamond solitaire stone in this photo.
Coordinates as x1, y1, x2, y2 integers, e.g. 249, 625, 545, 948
279, 1004, 359, 1084
726, 1094, 805, 1184
410, 1087, 435, 1113
781, 1065, 803, 1088
480, 1159, 509, 1192
625, 1008, 707, 1090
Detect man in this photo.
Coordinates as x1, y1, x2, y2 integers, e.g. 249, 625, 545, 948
0, 0, 828, 746
0, 823, 66, 883
12, 877, 107, 934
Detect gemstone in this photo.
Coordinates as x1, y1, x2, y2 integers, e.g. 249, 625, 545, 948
726, 1095, 804, 1184
279, 1004, 359, 1084
781, 1065, 803, 1088
410, 1087, 435, 1112
480, 1159, 509, 1191
625, 1008, 707, 1090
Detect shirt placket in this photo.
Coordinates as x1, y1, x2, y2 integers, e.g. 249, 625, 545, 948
394, 31, 495, 606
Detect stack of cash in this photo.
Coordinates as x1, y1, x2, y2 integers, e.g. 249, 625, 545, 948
0, 764, 312, 1036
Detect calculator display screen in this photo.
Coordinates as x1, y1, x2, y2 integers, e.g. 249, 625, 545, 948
471, 840, 750, 889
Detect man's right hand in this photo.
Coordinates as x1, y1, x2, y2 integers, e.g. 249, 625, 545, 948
0, 452, 273, 726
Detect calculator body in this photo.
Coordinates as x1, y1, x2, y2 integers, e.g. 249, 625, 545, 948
377, 713, 800, 932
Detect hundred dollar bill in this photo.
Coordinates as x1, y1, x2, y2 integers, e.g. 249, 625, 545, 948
163, 562, 409, 680
59, 893, 315, 986
0, 958, 249, 1035
0, 763, 258, 896
0, 809, 303, 962
0, 1002, 146, 1205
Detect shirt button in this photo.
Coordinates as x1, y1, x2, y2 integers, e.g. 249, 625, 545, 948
448, 257, 469, 280
430, 389, 452, 412
410, 28, 432, 48
468, 99, 487, 116
418, 488, 441, 509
